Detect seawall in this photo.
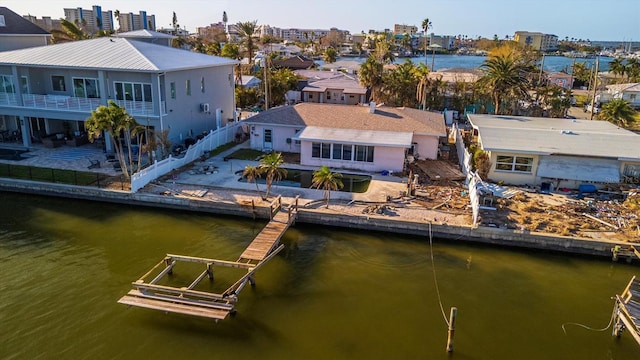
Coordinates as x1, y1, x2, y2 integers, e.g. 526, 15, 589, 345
0, 179, 628, 258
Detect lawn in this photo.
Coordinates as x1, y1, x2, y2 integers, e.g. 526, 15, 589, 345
0, 163, 113, 186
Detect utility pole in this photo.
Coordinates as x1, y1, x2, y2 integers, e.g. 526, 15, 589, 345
589, 56, 600, 120
538, 54, 545, 85
263, 54, 269, 110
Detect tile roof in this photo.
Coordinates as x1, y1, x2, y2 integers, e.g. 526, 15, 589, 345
246, 103, 447, 136
0, 7, 50, 36
0, 37, 237, 72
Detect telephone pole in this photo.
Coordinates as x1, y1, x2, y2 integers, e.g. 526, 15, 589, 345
589, 56, 600, 120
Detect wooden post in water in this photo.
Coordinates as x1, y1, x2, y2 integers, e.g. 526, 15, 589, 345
165, 257, 173, 275
446, 307, 457, 353
207, 263, 214, 281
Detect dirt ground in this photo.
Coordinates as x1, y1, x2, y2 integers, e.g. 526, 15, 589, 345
406, 159, 640, 243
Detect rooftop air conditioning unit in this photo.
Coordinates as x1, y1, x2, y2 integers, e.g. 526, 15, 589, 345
200, 103, 210, 113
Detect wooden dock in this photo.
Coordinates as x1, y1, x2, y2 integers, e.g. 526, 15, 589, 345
612, 245, 640, 263
118, 196, 298, 321
613, 276, 640, 346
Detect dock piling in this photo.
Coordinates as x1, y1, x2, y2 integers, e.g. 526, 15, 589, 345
446, 307, 457, 352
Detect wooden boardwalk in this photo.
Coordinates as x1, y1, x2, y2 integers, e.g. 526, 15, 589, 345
613, 276, 640, 345
118, 196, 298, 321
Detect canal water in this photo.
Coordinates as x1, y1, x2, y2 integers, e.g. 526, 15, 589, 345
1, 192, 638, 359
328, 54, 612, 73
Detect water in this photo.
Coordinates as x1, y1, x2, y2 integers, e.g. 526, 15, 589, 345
328, 55, 612, 73
1, 192, 638, 359
236, 169, 371, 193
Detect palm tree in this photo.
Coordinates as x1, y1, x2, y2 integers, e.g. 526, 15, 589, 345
477, 54, 530, 115
258, 152, 287, 199
113, 10, 120, 33
50, 19, 89, 43
609, 57, 626, 79
421, 18, 432, 61
85, 100, 139, 179
237, 20, 258, 64
381, 60, 419, 107
598, 99, 636, 127
323, 47, 338, 63
359, 57, 384, 102
243, 165, 264, 199
312, 166, 343, 208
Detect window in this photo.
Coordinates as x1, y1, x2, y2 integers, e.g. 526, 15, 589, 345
170, 82, 176, 99
21, 76, 29, 94
354, 145, 374, 162
630, 94, 637, 101
294, 129, 301, 145
332, 144, 343, 159
201, 77, 205, 93
311, 142, 331, 159
186, 79, 191, 95
326, 92, 331, 100
308, 94, 313, 99
52, 76, 66, 91
114, 82, 152, 102
0, 75, 15, 93
73, 78, 100, 98
495, 156, 533, 173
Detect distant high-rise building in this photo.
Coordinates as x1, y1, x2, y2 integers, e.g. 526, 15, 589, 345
394, 24, 418, 35
514, 31, 558, 51
23, 14, 62, 32
63, 6, 113, 33
117, 11, 155, 32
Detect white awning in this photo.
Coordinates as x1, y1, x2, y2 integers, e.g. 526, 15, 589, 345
537, 156, 620, 183
294, 126, 413, 147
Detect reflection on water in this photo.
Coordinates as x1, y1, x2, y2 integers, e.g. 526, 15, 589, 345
0, 192, 638, 359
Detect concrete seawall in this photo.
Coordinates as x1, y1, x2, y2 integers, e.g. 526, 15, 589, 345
0, 179, 627, 258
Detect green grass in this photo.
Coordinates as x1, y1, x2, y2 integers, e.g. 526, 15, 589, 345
0, 163, 110, 186
225, 149, 264, 160
208, 142, 238, 157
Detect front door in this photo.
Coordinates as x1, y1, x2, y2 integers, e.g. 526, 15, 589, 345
263, 128, 273, 150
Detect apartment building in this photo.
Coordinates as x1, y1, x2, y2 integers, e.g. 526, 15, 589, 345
514, 31, 558, 51
117, 10, 156, 32
63, 6, 114, 33
393, 24, 418, 35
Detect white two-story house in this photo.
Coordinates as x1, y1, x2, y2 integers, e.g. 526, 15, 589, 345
0, 37, 237, 150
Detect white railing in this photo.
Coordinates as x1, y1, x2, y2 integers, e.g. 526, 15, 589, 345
130, 122, 241, 192
0, 94, 157, 115
113, 100, 155, 116
21, 94, 102, 112
0, 93, 19, 106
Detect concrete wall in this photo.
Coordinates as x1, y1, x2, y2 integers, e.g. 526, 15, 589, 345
0, 178, 629, 258
299, 141, 406, 172
250, 124, 301, 152
412, 134, 440, 160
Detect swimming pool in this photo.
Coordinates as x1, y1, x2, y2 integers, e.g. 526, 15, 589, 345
237, 168, 371, 193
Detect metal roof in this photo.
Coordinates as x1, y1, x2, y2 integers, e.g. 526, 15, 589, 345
116, 29, 175, 39
295, 126, 413, 147
468, 114, 640, 160
0, 37, 237, 72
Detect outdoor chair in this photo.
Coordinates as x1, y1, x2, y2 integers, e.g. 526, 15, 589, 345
87, 159, 101, 169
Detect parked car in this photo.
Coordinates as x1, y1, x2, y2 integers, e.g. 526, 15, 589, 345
585, 104, 600, 114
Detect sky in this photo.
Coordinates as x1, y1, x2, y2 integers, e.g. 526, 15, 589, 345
4, 0, 639, 41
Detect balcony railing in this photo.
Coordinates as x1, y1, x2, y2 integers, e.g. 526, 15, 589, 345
0, 93, 158, 116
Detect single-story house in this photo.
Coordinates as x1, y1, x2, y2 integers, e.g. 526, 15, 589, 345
245, 102, 447, 173
240, 75, 262, 88
467, 114, 640, 189
272, 55, 316, 70
546, 72, 573, 89
301, 78, 367, 105
596, 83, 640, 109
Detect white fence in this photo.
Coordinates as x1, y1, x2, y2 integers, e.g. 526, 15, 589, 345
452, 122, 481, 225
131, 122, 241, 192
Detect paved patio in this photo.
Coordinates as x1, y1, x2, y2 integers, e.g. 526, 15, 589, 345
0, 141, 123, 176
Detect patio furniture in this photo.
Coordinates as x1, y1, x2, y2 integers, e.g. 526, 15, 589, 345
42, 135, 65, 148
66, 134, 89, 147
87, 159, 101, 169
